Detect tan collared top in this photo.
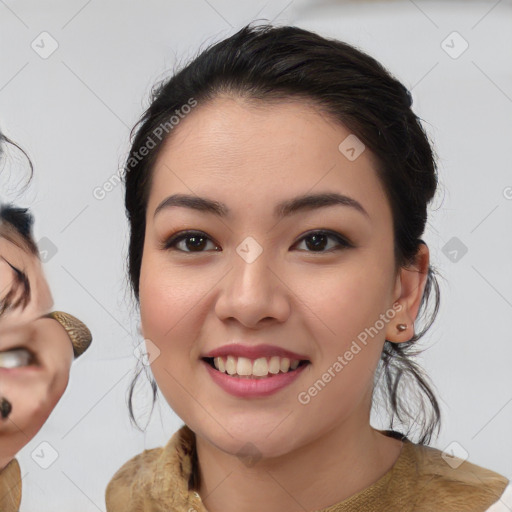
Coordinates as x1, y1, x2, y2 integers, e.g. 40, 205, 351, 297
2, 424, 510, 511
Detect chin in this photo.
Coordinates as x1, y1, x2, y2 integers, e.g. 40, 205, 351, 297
195, 420, 300, 461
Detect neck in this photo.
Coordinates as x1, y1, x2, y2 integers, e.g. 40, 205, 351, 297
195, 417, 403, 512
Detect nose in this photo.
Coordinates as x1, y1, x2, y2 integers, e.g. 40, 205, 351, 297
214, 243, 290, 329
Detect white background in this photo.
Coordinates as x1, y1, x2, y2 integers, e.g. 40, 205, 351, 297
1, 1, 511, 510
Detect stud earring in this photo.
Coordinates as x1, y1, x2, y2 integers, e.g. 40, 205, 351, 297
396, 323, 407, 332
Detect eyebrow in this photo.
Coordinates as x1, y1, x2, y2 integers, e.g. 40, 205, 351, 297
153, 192, 369, 220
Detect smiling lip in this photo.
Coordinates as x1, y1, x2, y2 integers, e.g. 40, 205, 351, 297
0, 365, 42, 376
0, 360, 44, 379
0, 347, 42, 377
0, 345, 40, 364
201, 359, 309, 398
201, 343, 309, 361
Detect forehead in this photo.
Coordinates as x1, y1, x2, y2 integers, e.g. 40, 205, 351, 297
147, 97, 389, 221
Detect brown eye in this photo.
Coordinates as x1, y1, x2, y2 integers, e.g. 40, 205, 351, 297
163, 231, 220, 253
294, 230, 352, 253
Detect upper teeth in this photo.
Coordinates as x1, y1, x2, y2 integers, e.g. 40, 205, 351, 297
0, 349, 32, 369
213, 356, 301, 377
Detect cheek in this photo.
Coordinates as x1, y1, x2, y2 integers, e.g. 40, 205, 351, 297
299, 261, 393, 343
297, 270, 388, 412
139, 258, 193, 337
138, 256, 211, 371
138, 263, 196, 413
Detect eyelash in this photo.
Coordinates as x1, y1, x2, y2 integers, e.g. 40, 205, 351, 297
0, 258, 31, 316
161, 229, 353, 254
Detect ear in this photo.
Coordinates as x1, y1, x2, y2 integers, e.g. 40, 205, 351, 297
385, 242, 430, 343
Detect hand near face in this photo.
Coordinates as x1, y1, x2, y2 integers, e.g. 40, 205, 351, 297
0, 213, 92, 471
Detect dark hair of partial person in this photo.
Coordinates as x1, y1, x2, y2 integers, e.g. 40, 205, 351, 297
123, 21, 442, 444
0, 131, 37, 314
0, 130, 34, 187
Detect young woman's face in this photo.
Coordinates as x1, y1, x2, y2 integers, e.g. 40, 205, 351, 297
139, 97, 410, 458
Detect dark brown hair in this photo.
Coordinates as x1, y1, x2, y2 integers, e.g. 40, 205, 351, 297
124, 22, 442, 444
